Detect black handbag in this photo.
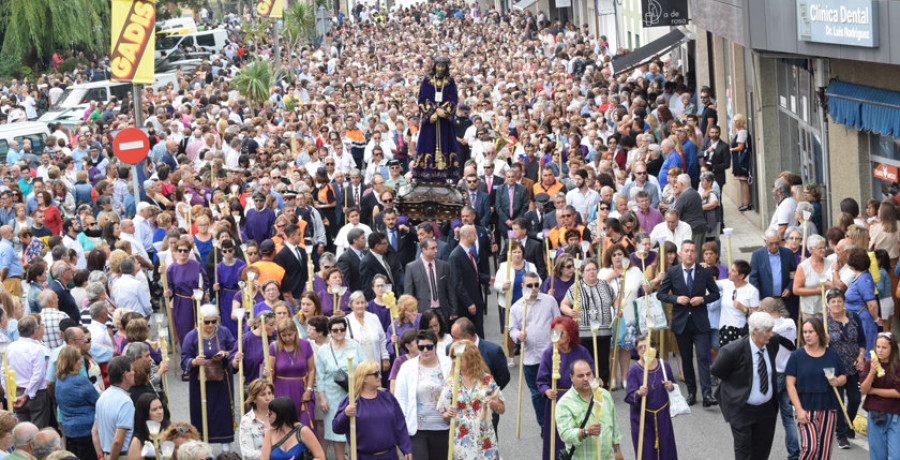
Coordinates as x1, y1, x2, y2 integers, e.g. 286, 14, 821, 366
329, 344, 350, 393
557, 394, 594, 460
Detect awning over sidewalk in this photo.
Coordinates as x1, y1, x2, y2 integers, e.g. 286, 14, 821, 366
610, 29, 689, 77
826, 81, 900, 137
511, 0, 538, 10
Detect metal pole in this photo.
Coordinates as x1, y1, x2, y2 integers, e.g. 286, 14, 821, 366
131, 83, 144, 204
272, 19, 282, 71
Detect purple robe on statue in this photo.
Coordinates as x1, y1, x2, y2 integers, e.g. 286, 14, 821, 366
333, 390, 413, 459
270, 340, 316, 430
536, 344, 594, 460
180, 326, 236, 443
624, 360, 678, 460
411, 75, 461, 183
217, 260, 247, 337
167, 260, 210, 345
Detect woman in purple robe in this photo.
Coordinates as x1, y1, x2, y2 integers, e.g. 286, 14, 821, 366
180, 303, 237, 445
385, 295, 421, 359
333, 360, 413, 460
231, 266, 265, 334
253, 280, 295, 319
231, 311, 276, 384
215, 239, 247, 337
268, 318, 316, 430
540, 254, 576, 307
536, 316, 595, 460
317, 268, 350, 317
410, 56, 461, 183
166, 238, 210, 347
624, 334, 678, 460
366, 275, 393, 332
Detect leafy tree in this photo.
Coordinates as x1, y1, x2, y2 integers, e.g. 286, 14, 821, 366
231, 58, 274, 113
0, 0, 109, 66
283, 2, 316, 49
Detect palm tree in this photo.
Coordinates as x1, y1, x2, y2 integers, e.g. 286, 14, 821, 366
231, 59, 274, 114
283, 2, 316, 50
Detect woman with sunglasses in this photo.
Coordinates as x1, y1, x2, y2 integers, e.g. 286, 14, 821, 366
334, 360, 414, 460
54, 345, 99, 460
315, 317, 366, 460
214, 239, 247, 338
395, 329, 452, 458
540, 253, 577, 307
312, 252, 341, 295
861, 332, 900, 458
165, 238, 210, 347
180, 303, 237, 448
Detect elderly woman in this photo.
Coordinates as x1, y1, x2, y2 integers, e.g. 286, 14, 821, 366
560, 258, 615, 386
600, 244, 643, 390
313, 252, 340, 294
315, 317, 365, 460
165, 238, 210, 346
180, 304, 237, 447
843, 248, 879, 352
232, 311, 276, 384
0, 410, 16, 456
318, 268, 350, 317
386, 294, 422, 359
786, 318, 847, 459
793, 234, 832, 321
716, 260, 761, 348
238, 379, 274, 460
55, 345, 99, 460
784, 227, 808, 265
346, 291, 389, 371
268, 318, 316, 429
823, 289, 867, 448
159, 422, 200, 459
334, 360, 414, 460
699, 241, 727, 280
698, 171, 720, 241
254, 280, 293, 319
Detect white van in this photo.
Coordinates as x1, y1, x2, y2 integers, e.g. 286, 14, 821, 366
0, 122, 51, 163
38, 73, 178, 121
155, 29, 229, 59
157, 16, 198, 35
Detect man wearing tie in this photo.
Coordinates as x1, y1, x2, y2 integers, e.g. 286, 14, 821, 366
404, 238, 458, 324
274, 224, 310, 306
360, 232, 403, 300
657, 240, 720, 407
464, 173, 492, 229
711, 312, 781, 460
495, 169, 529, 237
336, 227, 367, 293
344, 169, 366, 213
450, 225, 490, 337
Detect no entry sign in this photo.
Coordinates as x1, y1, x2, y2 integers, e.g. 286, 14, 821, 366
113, 127, 150, 165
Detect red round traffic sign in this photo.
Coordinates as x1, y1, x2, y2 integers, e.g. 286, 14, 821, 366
113, 127, 150, 165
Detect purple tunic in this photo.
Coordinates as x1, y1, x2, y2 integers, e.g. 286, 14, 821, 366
536, 344, 594, 460
245, 207, 276, 244
167, 260, 210, 345
270, 340, 316, 430
386, 314, 421, 358
333, 390, 413, 459
180, 326, 236, 443
217, 260, 247, 337
366, 301, 392, 332
317, 288, 350, 317
624, 360, 678, 460
231, 329, 276, 383
540, 276, 575, 307
231, 290, 264, 333
411, 75, 461, 183
252, 300, 296, 319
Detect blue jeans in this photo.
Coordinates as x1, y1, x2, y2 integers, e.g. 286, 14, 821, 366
868, 411, 900, 460
777, 374, 800, 460
523, 364, 546, 427
835, 373, 861, 438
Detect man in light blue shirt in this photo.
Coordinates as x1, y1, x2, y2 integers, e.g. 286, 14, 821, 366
111, 258, 151, 318
0, 225, 23, 295
93, 356, 135, 460
5, 140, 20, 165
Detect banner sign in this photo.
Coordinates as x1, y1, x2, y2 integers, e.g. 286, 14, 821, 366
256, 0, 284, 18
110, 0, 156, 84
797, 0, 878, 47
641, 0, 689, 27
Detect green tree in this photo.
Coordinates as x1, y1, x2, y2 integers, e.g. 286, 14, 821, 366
231, 58, 274, 113
282, 2, 316, 50
0, 0, 109, 66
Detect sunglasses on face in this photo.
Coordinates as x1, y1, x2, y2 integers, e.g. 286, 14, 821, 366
203, 320, 217, 325
418, 344, 435, 351
222, 249, 234, 254
176, 249, 191, 253
367, 371, 381, 377
382, 198, 393, 203
524, 283, 540, 289
599, 207, 609, 211
331, 327, 346, 333
246, 251, 258, 256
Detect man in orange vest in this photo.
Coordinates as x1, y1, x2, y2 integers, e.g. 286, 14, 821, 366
532, 165, 564, 198
548, 205, 592, 249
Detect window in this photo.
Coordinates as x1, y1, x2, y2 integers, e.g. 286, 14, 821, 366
195, 33, 216, 47
17, 135, 47, 155
110, 84, 131, 101
0, 140, 8, 163
83, 88, 106, 104
868, 134, 900, 201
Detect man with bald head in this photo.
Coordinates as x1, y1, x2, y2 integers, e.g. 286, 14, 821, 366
449, 224, 489, 337
0, 225, 23, 295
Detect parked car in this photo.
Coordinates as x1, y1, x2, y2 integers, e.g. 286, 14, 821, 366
0, 122, 51, 164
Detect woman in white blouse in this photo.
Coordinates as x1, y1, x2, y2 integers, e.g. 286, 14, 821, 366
716, 260, 760, 349
346, 291, 389, 373
238, 379, 274, 460
600, 243, 645, 390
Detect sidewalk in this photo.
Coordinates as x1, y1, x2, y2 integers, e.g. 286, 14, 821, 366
721, 193, 766, 262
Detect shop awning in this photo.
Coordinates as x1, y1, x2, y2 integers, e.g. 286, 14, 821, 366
826, 81, 900, 137
511, 0, 538, 10
610, 29, 689, 76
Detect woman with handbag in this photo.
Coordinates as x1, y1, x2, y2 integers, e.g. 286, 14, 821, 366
860, 332, 900, 459
180, 303, 238, 448
624, 334, 678, 460
823, 289, 867, 449
314, 317, 365, 460
261, 397, 326, 460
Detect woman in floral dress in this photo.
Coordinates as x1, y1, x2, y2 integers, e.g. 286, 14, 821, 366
437, 340, 505, 460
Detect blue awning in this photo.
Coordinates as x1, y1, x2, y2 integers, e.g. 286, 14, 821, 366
825, 81, 900, 137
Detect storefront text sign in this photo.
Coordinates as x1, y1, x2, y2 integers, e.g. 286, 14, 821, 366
874, 163, 898, 183
797, 0, 878, 47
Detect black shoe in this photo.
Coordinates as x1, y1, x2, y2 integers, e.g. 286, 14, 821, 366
846, 431, 855, 439
687, 394, 697, 406
837, 436, 850, 449
702, 396, 718, 407
738, 205, 749, 212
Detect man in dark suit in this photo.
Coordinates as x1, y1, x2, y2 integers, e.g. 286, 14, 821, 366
749, 230, 797, 300
50, 261, 80, 322
700, 125, 731, 189
378, 208, 416, 269
449, 225, 490, 337
273, 223, 310, 305
414, 223, 450, 261
444, 206, 493, 275
359, 177, 385, 228
405, 238, 457, 323
336, 227, 366, 293
481, 162, 504, 210
657, 240, 720, 406
343, 168, 367, 213
462, 173, 492, 229
495, 169, 529, 237
449, 317, 510, 434
360, 232, 403, 300
524, 193, 552, 239
711, 312, 780, 460
501, 218, 547, 279
671, 174, 708, 250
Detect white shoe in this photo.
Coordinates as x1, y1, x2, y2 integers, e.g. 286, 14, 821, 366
507, 358, 516, 368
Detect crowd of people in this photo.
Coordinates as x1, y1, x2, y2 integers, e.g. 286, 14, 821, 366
0, 1, 897, 460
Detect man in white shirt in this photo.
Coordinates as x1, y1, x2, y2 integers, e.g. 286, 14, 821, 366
650, 209, 693, 251
565, 169, 599, 221
87, 301, 114, 350
769, 180, 797, 238
119, 220, 152, 269
61, 218, 87, 269
363, 130, 396, 163
112, 258, 152, 318
132, 203, 155, 258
